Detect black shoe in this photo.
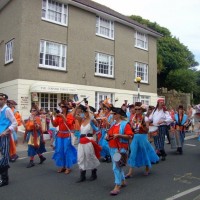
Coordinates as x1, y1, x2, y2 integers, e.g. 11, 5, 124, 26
106, 156, 112, 163
27, 161, 35, 168
76, 170, 86, 183
10, 155, 19, 163
89, 169, 97, 181
39, 156, 46, 164
0, 169, 9, 187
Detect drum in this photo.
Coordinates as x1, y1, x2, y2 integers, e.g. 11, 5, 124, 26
113, 152, 121, 162
149, 126, 158, 137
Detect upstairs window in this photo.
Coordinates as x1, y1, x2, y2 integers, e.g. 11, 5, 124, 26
135, 31, 148, 50
39, 40, 67, 71
95, 53, 114, 78
42, 0, 68, 26
5, 40, 14, 64
135, 62, 148, 83
96, 16, 114, 39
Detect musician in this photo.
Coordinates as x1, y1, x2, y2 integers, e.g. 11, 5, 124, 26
106, 107, 133, 196
75, 104, 101, 182
125, 102, 159, 178
51, 100, 77, 174
174, 105, 188, 154
149, 98, 173, 161
23, 105, 46, 168
0, 93, 17, 187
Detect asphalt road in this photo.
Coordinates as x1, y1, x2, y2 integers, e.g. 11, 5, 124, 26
1, 133, 200, 200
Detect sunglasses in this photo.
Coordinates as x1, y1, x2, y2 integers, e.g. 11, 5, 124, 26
60, 106, 67, 108
135, 108, 141, 111
113, 113, 117, 115
0, 98, 4, 100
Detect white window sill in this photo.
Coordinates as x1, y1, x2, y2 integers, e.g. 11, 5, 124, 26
96, 33, 114, 41
5, 59, 13, 65
95, 73, 114, 79
42, 18, 67, 27
135, 45, 148, 51
39, 64, 66, 71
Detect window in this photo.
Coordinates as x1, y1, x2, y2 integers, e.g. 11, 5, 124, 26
135, 62, 148, 83
42, 0, 68, 26
133, 95, 150, 105
40, 93, 57, 112
5, 40, 14, 64
95, 53, 114, 78
61, 93, 70, 101
95, 92, 113, 110
96, 16, 114, 39
39, 40, 67, 71
135, 31, 148, 50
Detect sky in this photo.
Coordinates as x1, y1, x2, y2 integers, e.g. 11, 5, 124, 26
93, 0, 200, 68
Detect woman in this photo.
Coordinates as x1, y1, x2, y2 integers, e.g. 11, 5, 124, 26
24, 106, 46, 168
125, 102, 159, 178
174, 105, 188, 154
106, 107, 133, 196
74, 104, 101, 182
51, 100, 77, 174
97, 102, 113, 162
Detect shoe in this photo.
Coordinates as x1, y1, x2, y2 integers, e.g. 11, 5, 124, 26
26, 161, 35, 168
125, 174, 132, 179
110, 189, 120, 195
64, 169, 71, 174
10, 155, 19, 163
39, 156, 46, 164
121, 182, 127, 187
144, 171, 150, 176
89, 169, 97, 181
76, 170, 86, 183
57, 168, 66, 173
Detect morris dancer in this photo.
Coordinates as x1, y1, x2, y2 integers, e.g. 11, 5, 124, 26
106, 107, 133, 196
125, 102, 159, 178
97, 100, 113, 162
0, 93, 17, 187
51, 100, 77, 174
7, 100, 21, 162
24, 106, 46, 168
149, 98, 172, 161
75, 104, 101, 182
174, 105, 188, 154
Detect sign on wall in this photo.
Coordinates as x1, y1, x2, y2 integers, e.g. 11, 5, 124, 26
20, 96, 29, 109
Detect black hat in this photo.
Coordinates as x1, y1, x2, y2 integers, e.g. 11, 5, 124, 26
79, 105, 96, 113
0, 93, 8, 100
178, 105, 184, 109
111, 107, 127, 117
134, 102, 142, 107
128, 104, 135, 108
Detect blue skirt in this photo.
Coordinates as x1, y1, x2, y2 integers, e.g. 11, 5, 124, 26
99, 129, 110, 157
128, 134, 159, 168
52, 137, 77, 168
26, 131, 46, 157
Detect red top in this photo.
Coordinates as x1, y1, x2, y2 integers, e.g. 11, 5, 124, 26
108, 123, 133, 149
53, 113, 75, 138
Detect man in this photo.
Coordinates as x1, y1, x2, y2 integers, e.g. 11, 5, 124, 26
7, 100, 21, 162
0, 93, 17, 187
149, 98, 172, 161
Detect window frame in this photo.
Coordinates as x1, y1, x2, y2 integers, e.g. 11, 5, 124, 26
135, 31, 148, 50
42, 0, 68, 26
95, 92, 114, 111
133, 95, 150, 105
95, 52, 114, 78
39, 93, 58, 112
135, 62, 149, 83
39, 40, 67, 71
5, 39, 14, 64
96, 16, 114, 40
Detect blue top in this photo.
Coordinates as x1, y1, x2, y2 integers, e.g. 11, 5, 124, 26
0, 106, 11, 134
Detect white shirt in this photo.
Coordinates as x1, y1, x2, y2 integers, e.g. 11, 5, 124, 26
0, 104, 17, 131
149, 108, 172, 126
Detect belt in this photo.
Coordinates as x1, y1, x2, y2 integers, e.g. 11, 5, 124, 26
80, 133, 93, 138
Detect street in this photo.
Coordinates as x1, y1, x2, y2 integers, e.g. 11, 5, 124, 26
1, 133, 200, 200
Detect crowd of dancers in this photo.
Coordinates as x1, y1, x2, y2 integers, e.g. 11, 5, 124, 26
0, 92, 197, 195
